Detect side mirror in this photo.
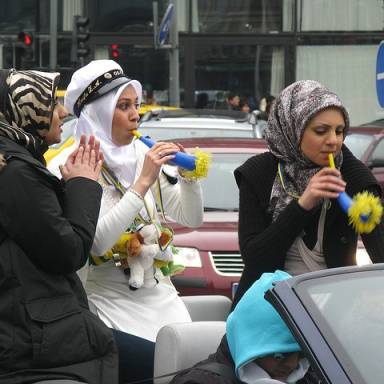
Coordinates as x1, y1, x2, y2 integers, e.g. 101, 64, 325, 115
248, 110, 265, 138
248, 109, 260, 125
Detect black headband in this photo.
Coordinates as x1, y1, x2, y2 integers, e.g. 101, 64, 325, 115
74, 69, 132, 117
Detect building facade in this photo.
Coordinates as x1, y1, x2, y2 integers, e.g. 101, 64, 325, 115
0, 0, 383, 125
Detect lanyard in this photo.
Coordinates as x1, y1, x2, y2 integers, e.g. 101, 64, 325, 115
101, 164, 154, 226
277, 162, 332, 210
101, 164, 173, 251
277, 162, 301, 200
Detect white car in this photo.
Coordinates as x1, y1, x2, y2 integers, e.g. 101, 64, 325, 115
138, 108, 267, 140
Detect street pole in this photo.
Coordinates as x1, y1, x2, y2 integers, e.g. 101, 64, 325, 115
49, 0, 58, 70
153, 1, 159, 49
168, 0, 180, 107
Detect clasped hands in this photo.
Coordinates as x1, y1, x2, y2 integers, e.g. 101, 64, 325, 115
59, 135, 104, 181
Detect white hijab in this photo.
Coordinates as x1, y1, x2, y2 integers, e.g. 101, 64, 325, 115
74, 80, 142, 188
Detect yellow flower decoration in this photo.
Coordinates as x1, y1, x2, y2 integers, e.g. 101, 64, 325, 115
348, 191, 383, 234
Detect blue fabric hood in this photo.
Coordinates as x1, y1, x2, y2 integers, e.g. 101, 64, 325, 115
227, 271, 301, 377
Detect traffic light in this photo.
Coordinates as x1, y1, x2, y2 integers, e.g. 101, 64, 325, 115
18, 31, 33, 47
71, 15, 90, 66
15, 31, 35, 68
110, 44, 120, 60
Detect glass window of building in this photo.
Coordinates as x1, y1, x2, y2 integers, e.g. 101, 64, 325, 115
296, 44, 382, 125
94, 44, 171, 105
194, 44, 285, 110
191, 0, 293, 33
0, 0, 37, 33
88, 0, 170, 32
297, 0, 384, 31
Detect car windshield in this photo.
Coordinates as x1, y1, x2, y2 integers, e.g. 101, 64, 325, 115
295, 271, 384, 384
201, 153, 253, 211
344, 133, 374, 160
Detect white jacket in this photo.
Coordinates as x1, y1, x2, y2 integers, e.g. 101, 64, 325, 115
48, 139, 204, 341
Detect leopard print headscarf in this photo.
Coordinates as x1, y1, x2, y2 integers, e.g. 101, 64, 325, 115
265, 80, 350, 221
0, 69, 60, 160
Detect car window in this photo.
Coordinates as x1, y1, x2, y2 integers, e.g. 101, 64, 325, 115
344, 133, 374, 160
370, 138, 384, 163
296, 271, 384, 384
201, 153, 253, 211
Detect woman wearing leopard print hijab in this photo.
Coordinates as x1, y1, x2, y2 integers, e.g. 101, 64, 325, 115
0, 69, 117, 383
232, 80, 384, 308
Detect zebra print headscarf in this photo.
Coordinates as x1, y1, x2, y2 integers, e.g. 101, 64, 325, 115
0, 69, 60, 159
265, 80, 350, 221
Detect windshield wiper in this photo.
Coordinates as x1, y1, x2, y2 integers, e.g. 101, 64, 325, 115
204, 207, 237, 212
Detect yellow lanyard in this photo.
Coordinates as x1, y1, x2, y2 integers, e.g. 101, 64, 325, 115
101, 164, 154, 226
277, 162, 300, 200
101, 164, 174, 250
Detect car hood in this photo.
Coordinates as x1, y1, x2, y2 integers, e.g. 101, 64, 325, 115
167, 211, 239, 251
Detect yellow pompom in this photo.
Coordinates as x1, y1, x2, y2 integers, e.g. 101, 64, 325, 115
113, 232, 134, 253
348, 191, 383, 234
179, 148, 211, 180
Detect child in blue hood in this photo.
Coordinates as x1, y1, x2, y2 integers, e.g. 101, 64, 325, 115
226, 270, 309, 383
170, 271, 319, 384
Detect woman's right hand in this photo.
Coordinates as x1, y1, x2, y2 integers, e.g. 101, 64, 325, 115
59, 135, 103, 181
132, 142, 178, 198
298, 167, 346, 211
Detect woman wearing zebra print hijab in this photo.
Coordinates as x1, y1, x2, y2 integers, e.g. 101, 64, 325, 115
0, 69, 118, 384
0, 69, 65, 160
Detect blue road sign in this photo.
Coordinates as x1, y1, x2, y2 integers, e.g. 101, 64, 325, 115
376, 41, 384, 107
158, 4, 174, 46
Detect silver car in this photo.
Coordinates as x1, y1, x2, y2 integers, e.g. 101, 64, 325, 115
138, 108, 267, 140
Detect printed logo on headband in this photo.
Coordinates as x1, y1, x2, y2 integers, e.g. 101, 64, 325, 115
74, 69, 131, 117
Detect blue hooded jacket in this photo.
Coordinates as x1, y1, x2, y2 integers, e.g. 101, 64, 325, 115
226, 270, 301, 379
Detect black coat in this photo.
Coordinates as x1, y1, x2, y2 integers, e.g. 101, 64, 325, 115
169, 336, 239, 384
0, 137, 118, 384
233, 145, 384, 307
170, 336, 322, 384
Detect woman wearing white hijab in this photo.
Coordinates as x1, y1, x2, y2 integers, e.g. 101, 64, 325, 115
49, 60, 203, 384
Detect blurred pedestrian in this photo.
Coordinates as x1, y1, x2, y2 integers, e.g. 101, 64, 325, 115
226, 91, 241, 111
259, 94, 276, 120
145, 89, 157, 105
195, 92, 209, 109
216, 91, 241, 111
240, 97, 251, 113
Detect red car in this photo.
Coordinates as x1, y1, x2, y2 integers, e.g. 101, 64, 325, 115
170, 132, 383, 298
345, 126, 384, 191
168, 137, 267, 299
